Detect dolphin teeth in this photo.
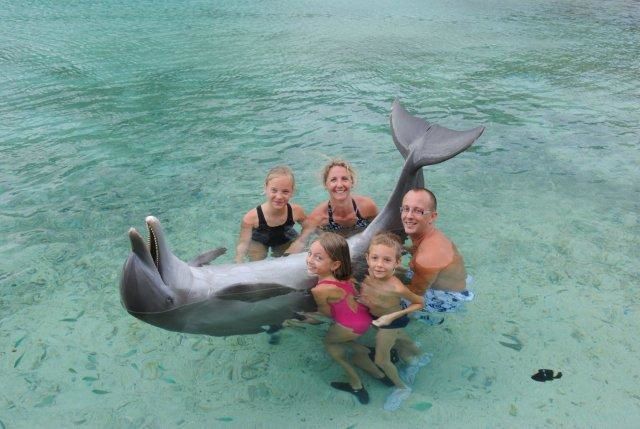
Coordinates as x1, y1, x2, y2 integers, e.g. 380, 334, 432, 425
148, 223, 159, 269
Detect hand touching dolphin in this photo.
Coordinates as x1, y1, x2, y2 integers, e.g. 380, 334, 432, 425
119, 100, 484, 336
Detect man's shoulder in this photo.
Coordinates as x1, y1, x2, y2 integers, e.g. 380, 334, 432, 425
414, 241, 454, 270
416, 230, 453, 254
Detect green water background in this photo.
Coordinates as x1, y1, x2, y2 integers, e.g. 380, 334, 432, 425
1, 0, 639, 427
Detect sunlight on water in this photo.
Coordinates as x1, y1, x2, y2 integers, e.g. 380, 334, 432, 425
1, 0, 639, 427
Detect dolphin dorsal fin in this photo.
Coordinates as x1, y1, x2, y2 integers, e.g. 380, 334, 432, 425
188, 247, 227, 267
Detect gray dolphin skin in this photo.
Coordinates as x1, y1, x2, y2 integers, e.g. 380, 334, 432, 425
119, 100, 485, 336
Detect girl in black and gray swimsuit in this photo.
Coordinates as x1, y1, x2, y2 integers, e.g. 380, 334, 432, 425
251, 203, 299, 249
235, 166, 306, 262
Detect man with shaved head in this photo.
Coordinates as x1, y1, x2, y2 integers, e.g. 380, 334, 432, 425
400, 188, 471, 304
394, 188, 474, 384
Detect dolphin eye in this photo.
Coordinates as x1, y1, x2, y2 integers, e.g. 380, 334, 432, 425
166, 296, 174, 305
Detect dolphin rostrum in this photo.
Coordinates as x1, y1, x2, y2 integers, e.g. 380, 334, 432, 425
119, 100, 485, 336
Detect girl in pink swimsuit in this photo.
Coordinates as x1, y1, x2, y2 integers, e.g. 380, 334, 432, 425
307, 232, 388, 404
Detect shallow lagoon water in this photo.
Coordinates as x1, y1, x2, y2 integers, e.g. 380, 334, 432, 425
1, 0, 639, 427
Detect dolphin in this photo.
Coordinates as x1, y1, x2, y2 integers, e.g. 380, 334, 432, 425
119, 100, 485, 336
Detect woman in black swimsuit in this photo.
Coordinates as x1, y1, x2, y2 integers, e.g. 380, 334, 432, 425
285, 159, 378, 254
235, 166, 307, 262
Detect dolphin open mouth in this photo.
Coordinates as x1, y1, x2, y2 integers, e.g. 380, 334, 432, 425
121, 217, 180, 314
147, 220, 160, 271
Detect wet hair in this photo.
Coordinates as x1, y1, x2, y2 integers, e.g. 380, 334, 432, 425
321, 159, 357, 187
368, 232, 403, 260
407, 187, 437, 211
314, 232, 352, 280
265, 165, 295, 189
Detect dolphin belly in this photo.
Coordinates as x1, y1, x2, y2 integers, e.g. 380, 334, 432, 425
128, 290, 316, 336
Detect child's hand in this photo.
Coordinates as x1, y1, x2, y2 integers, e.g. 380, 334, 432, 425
292, 312, 324, 324
372, 314, 393, 327
284, 241, 304, 255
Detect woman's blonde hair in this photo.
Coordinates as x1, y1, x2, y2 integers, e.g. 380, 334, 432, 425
264, 165, 295, 189
314, 232, 352, 280
321, 159, 356, 187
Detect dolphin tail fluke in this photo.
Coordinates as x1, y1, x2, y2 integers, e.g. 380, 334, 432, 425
391, 99, 485, 166
357, 100, 485, 246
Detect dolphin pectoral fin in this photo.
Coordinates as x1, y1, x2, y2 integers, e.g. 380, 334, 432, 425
391, 99, 485, 165
188, 247, 227, 267
216, 283, 297, 303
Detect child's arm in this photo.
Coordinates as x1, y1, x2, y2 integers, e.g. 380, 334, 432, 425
398, 286, 424, 315
291, 204, 307, 224
284, 207, 322, 254
372, 280, 424, 328
311, 286, 333, 317
291, 311, 330, 324
283, 204, 310, 255
234, 211, 256, 263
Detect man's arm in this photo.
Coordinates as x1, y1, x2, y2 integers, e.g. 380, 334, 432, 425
408, 237, 457, 295
409, 266, 439, 296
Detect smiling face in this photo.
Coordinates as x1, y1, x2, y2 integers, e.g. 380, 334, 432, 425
306, 240, 340, 278
324, 165, 353, 202
264, 174, 294, 209
366, 243, 400, 280
401, 189, 437, 237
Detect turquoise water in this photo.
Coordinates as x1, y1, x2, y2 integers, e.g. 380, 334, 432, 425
1, 0, 639, 427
